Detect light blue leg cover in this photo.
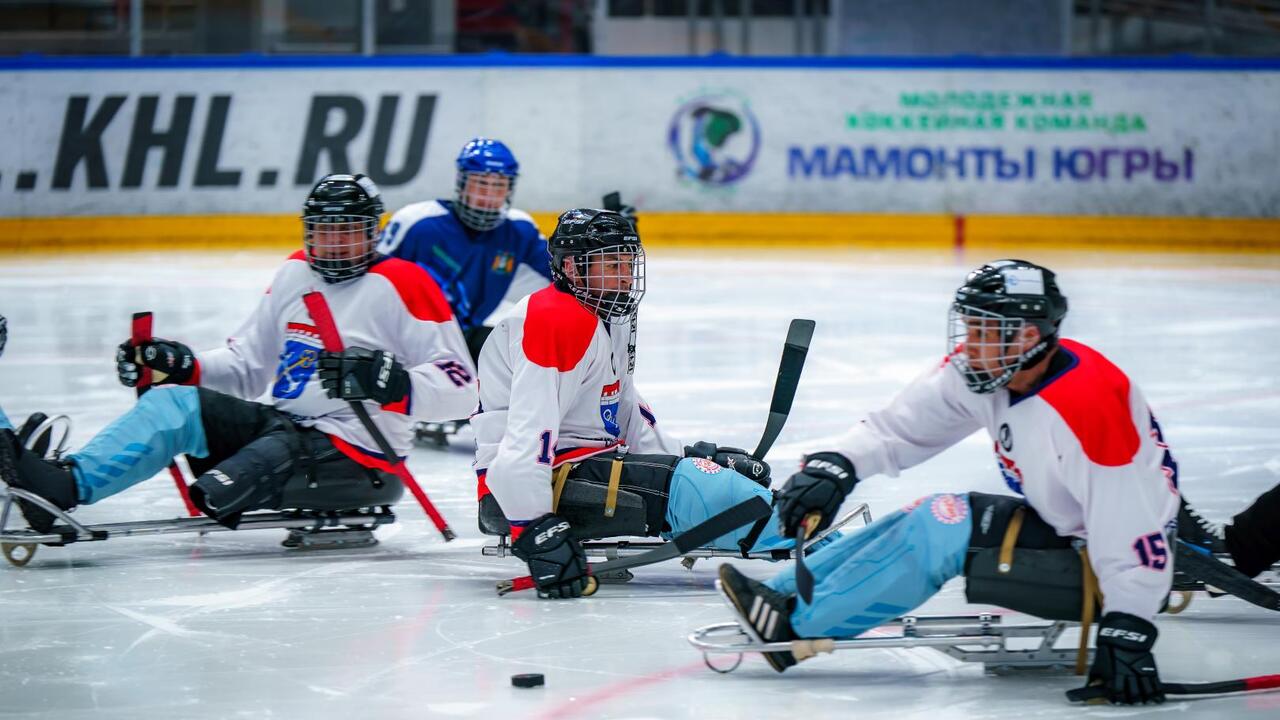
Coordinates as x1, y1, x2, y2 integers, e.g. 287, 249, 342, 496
68, 386, 208, 505
663, 458, 838, 554
766, 493, 971, 638
0, 405, 11, 431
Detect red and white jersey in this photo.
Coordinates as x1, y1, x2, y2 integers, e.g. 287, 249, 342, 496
196, 252, 478, 466
833, 339, 1179, 621
472, 286, 682, 523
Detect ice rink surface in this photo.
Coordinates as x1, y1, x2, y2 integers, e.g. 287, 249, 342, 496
1, 248, 1278, 719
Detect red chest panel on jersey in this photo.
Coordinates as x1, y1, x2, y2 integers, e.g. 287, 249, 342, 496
522, 286, 598, 371
1038, 339, 1140, 467
368, 258, 454, 322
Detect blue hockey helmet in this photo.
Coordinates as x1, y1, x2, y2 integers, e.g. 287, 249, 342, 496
454, 138, 519, 232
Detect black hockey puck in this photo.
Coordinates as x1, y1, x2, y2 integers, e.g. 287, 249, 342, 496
511, 673, 545, 689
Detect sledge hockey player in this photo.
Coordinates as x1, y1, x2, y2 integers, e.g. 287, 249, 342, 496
0, 174, 477, 535
376, 138, 550, 445
716, 260, 1185, 705
473, 208, 814, 599
376, 138, 551, 363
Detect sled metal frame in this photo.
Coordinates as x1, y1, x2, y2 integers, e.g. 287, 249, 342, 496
412, 420, 466, 448
21, 414, 73, 460
0, 480, 397, 566
481, 503, 874, 564
0, 412, 404, 566
689, 613, 1089, 675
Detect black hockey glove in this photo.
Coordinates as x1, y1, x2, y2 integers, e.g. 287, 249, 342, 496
775, 452, 858, 538
1071, 612, 1164, 705
116, 338, 197, 387
684, 441, 771, 487
511, 513, 590, 599
317, 347, 410, 405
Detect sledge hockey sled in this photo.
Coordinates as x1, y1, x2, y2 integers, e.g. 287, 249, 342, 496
413, 420, 467, 448
689, 613, 1091, 675
0, 415, 402, 567
481, 503, 874, 582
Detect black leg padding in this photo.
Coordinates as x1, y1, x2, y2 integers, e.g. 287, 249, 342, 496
1225, 484, 1280, 578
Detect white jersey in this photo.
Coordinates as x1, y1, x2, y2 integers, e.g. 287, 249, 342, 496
472, 286, 683, 524
833, 339, 1178, 621
196, 252, 478, 467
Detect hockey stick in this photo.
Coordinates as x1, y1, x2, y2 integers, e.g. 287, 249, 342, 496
496, 495, 771, 596
131, 312, 201, 517
1174, 539, 1280, 611
301, 291, 456, 542
1066, 673, 1280, 702
752, 319, 815, 460
734, 318, 817, 558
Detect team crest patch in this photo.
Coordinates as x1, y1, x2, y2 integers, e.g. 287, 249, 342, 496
491, 251, 515, 274
691, 458, 723, 474
272, 322, 322, 399
993, 442, 1025, 495
599, 381, 621, 437
930, 494, 968, 525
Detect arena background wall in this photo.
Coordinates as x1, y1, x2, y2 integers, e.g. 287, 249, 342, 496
2, 55, 1278, 255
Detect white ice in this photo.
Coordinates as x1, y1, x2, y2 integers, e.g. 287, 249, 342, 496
1, 249, 1278, 719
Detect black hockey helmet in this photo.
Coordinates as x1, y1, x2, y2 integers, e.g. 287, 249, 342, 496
301, 173, 385, 284
947, 259, 1069, 393
549, 208, 644, 323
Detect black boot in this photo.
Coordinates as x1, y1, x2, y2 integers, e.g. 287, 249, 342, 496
1177, 496, 1226, 555
16, 412, 52, 458
1224, 485, 1280, 579
717, 564, 799, 672
1, 430, 78, 533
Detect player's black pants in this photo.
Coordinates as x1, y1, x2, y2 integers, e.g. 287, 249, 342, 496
185, 389, 401, 527
479, 451, 679, 539
965, 492, 1099, 621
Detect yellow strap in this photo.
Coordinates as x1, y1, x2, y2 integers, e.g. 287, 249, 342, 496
997, 507, 1025, 574
603, 458, 624, 518
1076, 547, 1103, 675
551, 463, 573, 513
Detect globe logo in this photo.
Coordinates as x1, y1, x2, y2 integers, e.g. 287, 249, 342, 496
667, 94, 761, 186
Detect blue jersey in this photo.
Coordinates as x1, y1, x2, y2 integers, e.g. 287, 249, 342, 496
376, 200, 552, 330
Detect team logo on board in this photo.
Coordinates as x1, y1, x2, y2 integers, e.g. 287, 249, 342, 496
273, 322, 322, 399
668, 91, 761, 187
599, 381, 621, 437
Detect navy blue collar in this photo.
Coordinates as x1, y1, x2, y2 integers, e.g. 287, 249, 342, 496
1008, 346, 1078, 407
